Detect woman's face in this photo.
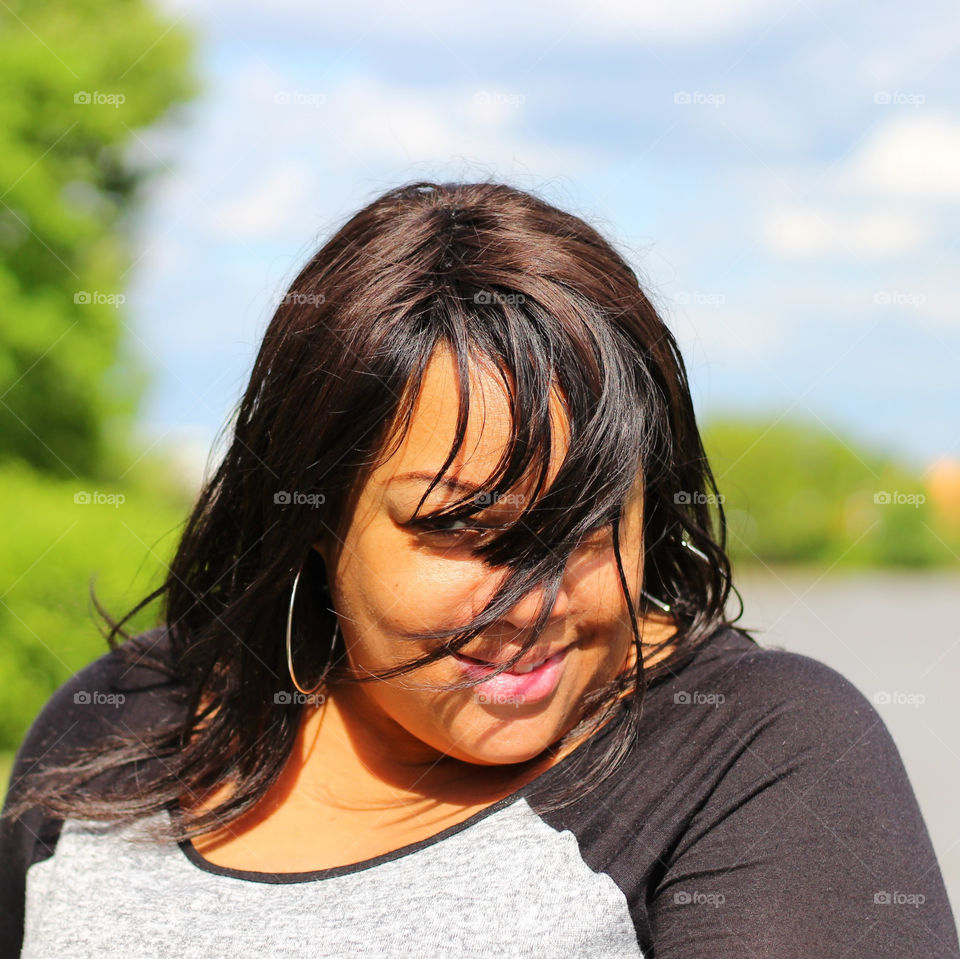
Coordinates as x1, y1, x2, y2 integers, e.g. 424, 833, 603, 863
314, 345, 668, 769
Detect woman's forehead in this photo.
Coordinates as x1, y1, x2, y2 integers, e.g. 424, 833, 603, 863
376, 345, 571, 497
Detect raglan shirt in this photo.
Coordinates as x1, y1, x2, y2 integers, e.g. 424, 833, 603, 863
1, 624, 957, 959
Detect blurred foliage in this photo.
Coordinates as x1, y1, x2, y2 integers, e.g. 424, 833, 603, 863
702, 416, 958, 569
0, 457, 191, 756
0, 752, 12, 805
0, 0, 198, 478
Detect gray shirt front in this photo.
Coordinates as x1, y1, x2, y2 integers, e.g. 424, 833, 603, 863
21, 797, 641, 959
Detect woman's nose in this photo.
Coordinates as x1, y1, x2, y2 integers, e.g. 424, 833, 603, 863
498, 575, 570, 629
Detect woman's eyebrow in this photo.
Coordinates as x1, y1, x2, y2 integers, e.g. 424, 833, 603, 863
389, 472, 542, 512
389, 472, 485, 495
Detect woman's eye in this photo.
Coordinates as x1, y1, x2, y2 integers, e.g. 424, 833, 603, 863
412, 517, 498, 543
417, 517, 478, 535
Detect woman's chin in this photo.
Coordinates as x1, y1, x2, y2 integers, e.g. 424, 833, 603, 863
441, 722, 565, 769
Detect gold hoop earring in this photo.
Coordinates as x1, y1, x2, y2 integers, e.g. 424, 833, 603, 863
285, 562, 340, 695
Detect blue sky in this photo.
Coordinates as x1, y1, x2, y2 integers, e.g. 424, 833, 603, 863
120, 0, 959, 486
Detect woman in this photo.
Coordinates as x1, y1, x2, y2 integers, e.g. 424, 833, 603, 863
2, 181, 957, 958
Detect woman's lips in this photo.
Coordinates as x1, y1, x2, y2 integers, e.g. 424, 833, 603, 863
452, 645, 570, 704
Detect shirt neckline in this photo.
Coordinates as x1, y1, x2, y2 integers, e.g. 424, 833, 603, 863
175, 699, 630, 885
174, 623, 738, 884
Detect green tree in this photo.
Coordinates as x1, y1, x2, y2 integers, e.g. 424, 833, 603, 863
0, 0, 197, 478
702, 416, 949, 568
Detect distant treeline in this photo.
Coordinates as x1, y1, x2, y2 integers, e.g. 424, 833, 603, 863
702, 416, 959, 569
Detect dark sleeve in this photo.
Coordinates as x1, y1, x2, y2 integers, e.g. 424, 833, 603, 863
0, 769, 60, 959
0, 627, 176, 958
0, 671, 82, 958
646, 651, 960, 958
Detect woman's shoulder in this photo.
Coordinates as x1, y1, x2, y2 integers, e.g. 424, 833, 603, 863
620, 637, 957, 957
644, 623, 897, 767
664, 623, 879, 715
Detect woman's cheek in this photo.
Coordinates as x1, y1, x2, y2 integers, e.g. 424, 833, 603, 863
398, 551, 492, 619
356, 556, 486, 643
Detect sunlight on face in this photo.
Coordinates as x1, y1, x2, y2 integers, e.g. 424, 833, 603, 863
313, 343, 662, 767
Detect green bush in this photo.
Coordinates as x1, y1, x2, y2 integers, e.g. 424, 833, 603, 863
702, 416, 954, 568
0, 0, 198, 477
0, 751, 13, 807
0, 458, 191, 756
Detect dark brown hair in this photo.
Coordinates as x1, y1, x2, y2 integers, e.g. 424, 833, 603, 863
3, 179, 748, 841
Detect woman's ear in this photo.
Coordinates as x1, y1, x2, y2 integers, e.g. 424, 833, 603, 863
312, 535, 338, 572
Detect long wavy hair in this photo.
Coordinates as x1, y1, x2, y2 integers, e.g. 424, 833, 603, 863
3, 179, 749, 842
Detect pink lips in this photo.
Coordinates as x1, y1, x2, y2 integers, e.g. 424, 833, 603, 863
453, 646, 570, 705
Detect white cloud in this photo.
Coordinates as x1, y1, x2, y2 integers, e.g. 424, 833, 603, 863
326, 77, 496, 165
669, 304, 789, 364
156, 0, 794, 44
309, 72, 603, 175
761, 205, 932, 259
834, 111, 960, 200
561, 0, 789, 41
193, 65, 607, 228
875, 257, 960, 330
206, 160, 316, 237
